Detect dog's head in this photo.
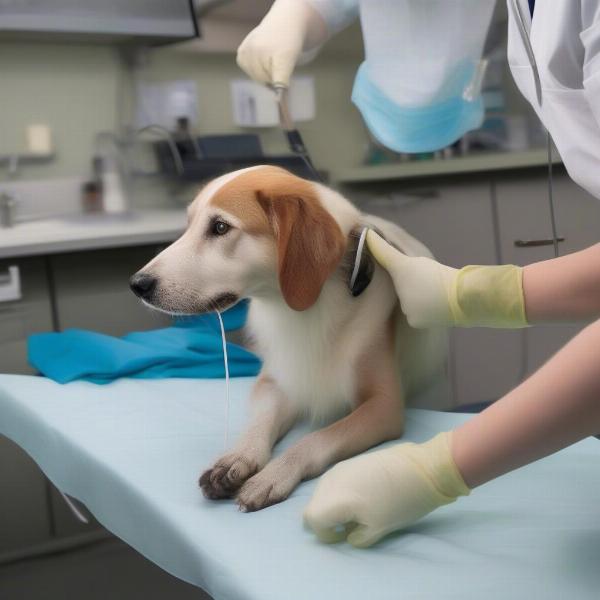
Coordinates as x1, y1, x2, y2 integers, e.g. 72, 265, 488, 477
130, 166, 347, 315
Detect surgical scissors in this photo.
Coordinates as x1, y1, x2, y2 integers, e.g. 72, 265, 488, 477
273, 85, 322, 182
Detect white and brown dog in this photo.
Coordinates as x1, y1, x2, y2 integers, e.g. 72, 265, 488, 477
130, 165, 445, 512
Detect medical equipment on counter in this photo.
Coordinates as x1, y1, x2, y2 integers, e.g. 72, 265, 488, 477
0, 193, 17, 228
1, 374, 599, 598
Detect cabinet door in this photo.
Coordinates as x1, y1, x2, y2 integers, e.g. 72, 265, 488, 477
358, 178, 524, 408
0, 435, 52, 554
494, 170, 600, 378
50, 245, 171, 336
0, 256, 54, 375
0, 257, 55, 553
356, 178, 496, 266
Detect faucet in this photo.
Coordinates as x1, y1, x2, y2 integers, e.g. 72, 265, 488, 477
0, 192, 17, 228
94, 126, 184, 183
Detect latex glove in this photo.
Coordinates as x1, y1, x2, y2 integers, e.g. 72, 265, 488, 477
366, 230, 528, 329
236, 0, 328, 88
304, 432, 470, 548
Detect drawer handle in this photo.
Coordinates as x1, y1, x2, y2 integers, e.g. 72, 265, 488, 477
0, 265, 21, 302
514, 237, 565, 248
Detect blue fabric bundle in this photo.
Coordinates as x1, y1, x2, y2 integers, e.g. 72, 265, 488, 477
28, 301, 261, 384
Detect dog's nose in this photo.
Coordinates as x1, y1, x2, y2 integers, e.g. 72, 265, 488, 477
129, 273, 157, 299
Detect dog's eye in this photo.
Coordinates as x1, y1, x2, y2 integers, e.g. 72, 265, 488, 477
211, 220, 230, 236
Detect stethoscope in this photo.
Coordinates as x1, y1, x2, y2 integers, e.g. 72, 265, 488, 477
511, 0, 560, 258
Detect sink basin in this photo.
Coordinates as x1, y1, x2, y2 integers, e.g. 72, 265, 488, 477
0, 209, 187, 260
57, 212, 142, 226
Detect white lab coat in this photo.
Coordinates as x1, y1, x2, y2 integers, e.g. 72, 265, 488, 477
307, 0, 600, 199
507, 0, 600, 199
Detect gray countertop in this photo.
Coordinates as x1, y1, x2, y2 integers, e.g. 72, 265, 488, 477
333, 148, 562, 184
0, 209, 187, 260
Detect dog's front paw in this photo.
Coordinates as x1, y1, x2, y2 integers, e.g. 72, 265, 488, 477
199, 454, 260, 500
236, 460, 300, 512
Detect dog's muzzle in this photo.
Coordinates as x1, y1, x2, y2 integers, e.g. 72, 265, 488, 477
129, 273, 157, 300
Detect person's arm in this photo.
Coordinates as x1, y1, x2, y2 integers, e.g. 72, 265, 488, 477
367, 231, 600, 328
236, 0, 359, 87
304, 317, 600, 547
522, 243, 600, 322
453, 317, 600, 487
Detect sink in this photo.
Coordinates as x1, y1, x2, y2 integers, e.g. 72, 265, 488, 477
0, 207, 187, 260
57, 212, 142, 226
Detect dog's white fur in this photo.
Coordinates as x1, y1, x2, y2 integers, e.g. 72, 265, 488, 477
134, 166, 446, 511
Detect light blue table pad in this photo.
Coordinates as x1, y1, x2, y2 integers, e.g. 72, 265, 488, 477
0, 374, 599, 600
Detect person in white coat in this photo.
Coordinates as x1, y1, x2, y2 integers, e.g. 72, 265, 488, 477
237, 0, 600, 548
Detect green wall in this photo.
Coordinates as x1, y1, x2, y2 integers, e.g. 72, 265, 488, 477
0, 32, 366, 190
0, 43, 120, 179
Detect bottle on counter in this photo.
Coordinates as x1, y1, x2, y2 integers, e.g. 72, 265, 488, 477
103, 154, 129, 214
81, 181, 102, 213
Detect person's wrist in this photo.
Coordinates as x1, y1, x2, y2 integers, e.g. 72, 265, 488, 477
449, 265, 528, 328
398, 432, 470, 500
264, 0, 322, 48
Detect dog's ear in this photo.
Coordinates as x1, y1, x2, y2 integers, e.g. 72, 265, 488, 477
256, 189, 345, 311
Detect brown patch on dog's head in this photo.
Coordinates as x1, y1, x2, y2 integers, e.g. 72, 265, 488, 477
210, 167, 346, 311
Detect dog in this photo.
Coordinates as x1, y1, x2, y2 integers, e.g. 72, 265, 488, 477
130, 165, 446, 512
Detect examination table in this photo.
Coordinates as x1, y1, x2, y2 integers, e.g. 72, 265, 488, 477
1, 374, 599, 600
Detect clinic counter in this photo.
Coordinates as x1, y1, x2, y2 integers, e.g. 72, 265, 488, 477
0, 209, 187, 260
332, 148, 562, 184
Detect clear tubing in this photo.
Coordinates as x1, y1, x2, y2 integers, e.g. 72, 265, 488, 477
216, 311, 230, 448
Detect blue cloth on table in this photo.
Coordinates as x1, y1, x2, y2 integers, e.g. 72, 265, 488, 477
0, 374, 599, 600
27, 301, 260, 384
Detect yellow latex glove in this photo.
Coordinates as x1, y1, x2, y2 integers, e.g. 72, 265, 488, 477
304, 432, 470, 548
366, 230, 528, 329
236, 0, 327, 88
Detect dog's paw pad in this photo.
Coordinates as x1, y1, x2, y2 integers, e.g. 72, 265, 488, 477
237, 476, 290, 512
199, 455, 259, 500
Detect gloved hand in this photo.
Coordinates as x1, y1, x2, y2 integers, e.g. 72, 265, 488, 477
366, 230, 528, 329
304, 432, 470, 548
236, 0, 328, 88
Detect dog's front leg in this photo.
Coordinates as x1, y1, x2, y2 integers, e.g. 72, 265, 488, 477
199, 374, 298, 500
237, 389, 405, 512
